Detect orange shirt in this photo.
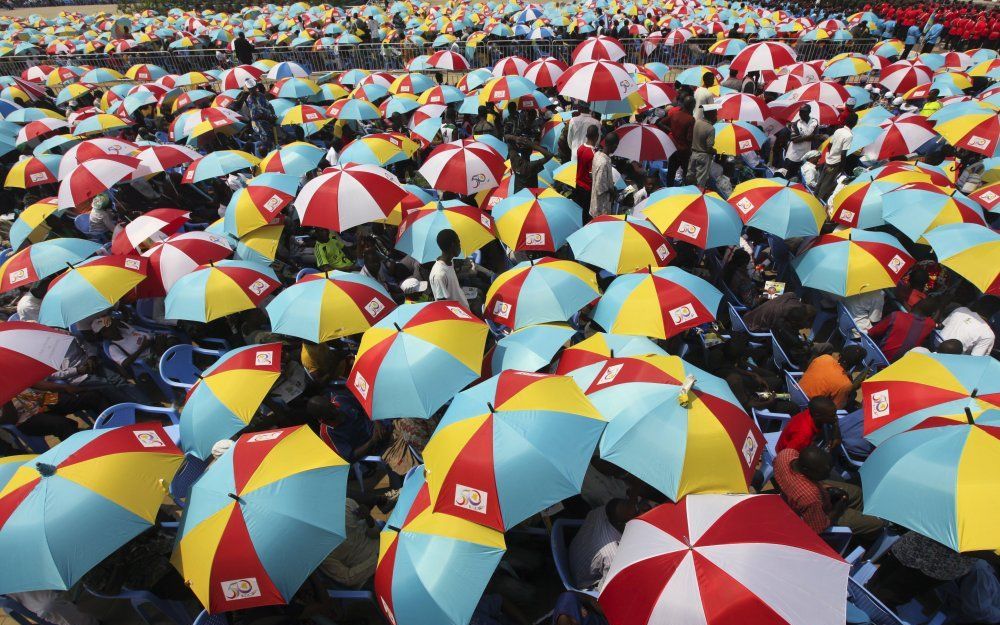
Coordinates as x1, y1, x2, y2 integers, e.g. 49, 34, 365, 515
798, 354, 853, 409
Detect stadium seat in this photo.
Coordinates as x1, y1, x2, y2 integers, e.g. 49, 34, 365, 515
84, 586, 193, 625
94, 403, 180, 429
550, 518, 597, 597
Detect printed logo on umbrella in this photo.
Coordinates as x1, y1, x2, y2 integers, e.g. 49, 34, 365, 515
365, 297, 386, 318
493, 89, 507, 99
255, 350, 274, 366
263, 194, 284, 211
656, 244, 670, 261
479, 214, 492, 229
735, 197, 756, 214
9, 268, 28, 285
492, 300, 512, 319
742, 431, 758, 466
29, 172, 49, 183
669, 303, 697, 325
968, 135, 991, 150
677, 221, 701, 239
248, 278, 272, 296
381, 598, 397, 625
470, 173, 488, 189
870, 390, 890, 419
981, 191, 999, 203
353, 373, 370, 399
887, 255, 906, 274
221, 578, 261, 601
247, 431, 282, 443
839, 209, 856, 223
133, 430, 166, 448
447, 305, 472, 319
597, 363, 624, 386
454, 484, 488, 514
524, 232, 546, 247
125, 258, 142, 270
738, 139, 753, 150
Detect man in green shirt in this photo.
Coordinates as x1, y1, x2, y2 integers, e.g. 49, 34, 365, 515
313, 229, 355, 271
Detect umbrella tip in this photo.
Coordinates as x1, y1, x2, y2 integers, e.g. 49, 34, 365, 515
393, 322, 402, 332
487, 402, 495, 413
964, 407, 975, 425
35, 462, 57, 477
227, 492, 243, 503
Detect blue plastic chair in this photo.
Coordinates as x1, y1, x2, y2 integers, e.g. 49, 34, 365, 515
159, 344, 223, 390
785, 371, 809, 409
0, 595, 59, 625
847, 578, 907, 625
85, 586, 192, 625
1, 424, 51, 453
857, 332, 890, 370
727, 302, 772, 341
837, 302, 863, 341
192, 611, 227, 625
94, 403, 180, 429
295, 267, 320, 281
73, 213, 92, 235
352, 455, 385, 494
7, 313, 20, 322
100, 341, 173, 401
549, 518, 597, 597
819, 525, 854, 556
170, 454, 210, 507
770, 335, 801, 372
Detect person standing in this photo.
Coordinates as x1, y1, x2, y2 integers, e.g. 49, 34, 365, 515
693, 72, 716, 121
429, 229, 470, 309
664, 95, 695, 186
233, 31, 255, 65
687, 103, 717, 188
573, 125, 599, 216
785, 105, 818, 180
815, 112, 857, 203
567, 106, 601, 153
590, 133, 618, 218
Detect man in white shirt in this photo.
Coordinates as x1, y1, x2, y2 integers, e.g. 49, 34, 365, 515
428, 228, 470, 309
693, 73, 717, 121
816, 112, 858, 202
800, 150, 821, 190
785, 106, 819, 176
566, 108, 600, 153
940, 299, 998, 356
568, 499, 639, 589
843, 290, 885, 334
16, 284, 45, 322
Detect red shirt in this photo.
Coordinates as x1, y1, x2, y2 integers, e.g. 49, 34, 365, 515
776, 409, 821, 453
774, 449, 832, 533
868, 311, 936, 362
575, 144, 595, 191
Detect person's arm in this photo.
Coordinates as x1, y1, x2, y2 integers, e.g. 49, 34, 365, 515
801, 499, 832, 532
120, 336, 151, 370
867, 313, 892, 340
970, 334, 994, 357
353, 421, 387, 457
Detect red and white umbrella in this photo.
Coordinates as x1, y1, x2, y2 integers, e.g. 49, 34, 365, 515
613, 124, 677, 161
637, 81, 676, 110
57, 155, 140, 209
787, 80, 851, 107
940, 51, 973, 70
642, 31, 664, 55
862, 115, 939, 161
58, 138, 137, 180
770, 100, 840, 126
663, 28, 694, 46
764, 74, 806, 95
139, 231, 234, 296
731, 41, 797, 76
780, 62, 822, 83
599, 494, 849, 625
492, 55, 530, 77
571, 35, 626, 63
524, 57, 568, 88
717, 93, 770, 122
294, 163, 407, 231
0, 321, 76, 406
879, 61, 933, 94
15, 118, 69, 147
418, 139, 506, 195
219, 64, 265, 90
134, 144, 202, 177
110, 208, 191, 254
426, 50, 471, 71
556, 60, 637, 103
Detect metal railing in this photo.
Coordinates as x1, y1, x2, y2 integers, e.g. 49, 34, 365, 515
0, 37, 878, 81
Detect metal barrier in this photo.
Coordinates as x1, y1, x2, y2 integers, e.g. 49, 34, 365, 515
0, 37, 878, 80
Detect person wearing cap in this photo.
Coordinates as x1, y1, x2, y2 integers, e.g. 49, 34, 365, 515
687, 103, 717, 188
800, 150, 822, 191
400, 277, 431, 304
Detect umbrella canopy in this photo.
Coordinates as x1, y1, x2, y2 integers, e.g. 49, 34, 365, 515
882, 182, 985, 243
294, 163, 406, 232
182, 150, 260, 184
922, 223, 1000, 296
492, 187, 582, 253
5, 154, 60, 188
599, 495, 849, 625
862, 116, 938, 161
0, 238, 101, 293
339, 133, 419, 167
110, 207, 190, 255
57, 154, 139, 209
792, 228, 914, 297
0, 424, 182, 593
173, 425, 348, 613
861, 414, 1000, 552
640, 186, 742, 249
556, 332, 668, 374
928, 100, 999, 157
418, 139, 505, 195
139, 231, 234, 297
484, 258, 599, 330
556, 60, 637, 102
258, 141, 326, 176
569, 355, 764, 500
612, 123, 676, 161
572, 35, 626, 62
349, 301, 488, 420
179, 343, 284, 460
266, 271, 397, 343
134, 144, 201, 178
165, 260, 280, 323
730, 41, 797, 75
484, 322, 576, 375
38, 255, 147, 328
728, 177, 826, 238
375, 467, 505, 625
829, 179, 908, 229
423, 370, 605, 531
862, 351, 1000, 445
713, 121, 768, 155
567, 215, 674, 274
0, 321, 75, 405
395, 201, 496, 263
223, 173, 300, 238
593, 267, 723, 339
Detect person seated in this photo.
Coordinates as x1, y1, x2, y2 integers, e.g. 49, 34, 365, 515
798, 345, 868, 411
841, 289, 885, 334
311, 228, 355, 272
721, 249, 757, 307
776, 397, 841, 454
307, 395, 385, 463
894, 266, 930, 310
939, 297, 998, 357
568, 498, 640, 590
867, 298, 939, 361
741, 292, 804, 333
867, 532, 979, 611
772, 305, 828, 370
317, 498, 378, 589
773, 445, 883, 539
709, 335, 797, 414
552, 591, 609, 625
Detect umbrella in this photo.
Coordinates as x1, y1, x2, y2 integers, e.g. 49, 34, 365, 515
928, 101, 1000, 157
557, 60, 637, 102
339, 133, 419, 167
265, 271, 397, 343
395, 201, 495, 263
418, 139, 505, 195
139, 231, 234, 297
970, 181, 1000, 213
882, 182, 986, 243
593, 267, 723, 339
636, 81, 676, 110
110, 208, 190, 255
179, 343, 284, 460
484, 258, 599, 330
728, 177, 826, 238
426, 50, 471, 71
258, 142, 326, 176
524, 57, 568, 88
7, 197, 61, 249
612, 123, 676, 161
57, 155, 139, 209
133, 144, 201, 178
375, 466, 505, 625
491, 55, 530, 77
348, 301, 488, 420
423, 370, 604, 531
165, 260, 280, 323
294, 163, 406, 232
567, 215, 674, 274
792, 229, 915, 297
484, 322, 576, 375
640, 186, 742, 249
173, 425, 348, 613
0, 238, 100, 293
569, 355, 764, 500
182, 150, 260, 184
713, 121, 768, 155
223, 173, 300, 238
923, 223, 999, 295
829, 178, 914, 228
599, 495, 848, 625
4, 154, 61, 188
0, 424, 182, 593
879, 61, 933, 94
327, 98, 381, 121
862, 117, 939, 161
57, 138, 138, 180
572, 35, 626, 62
0, 321, 75, 405
861, 414, 1000, 553
38, 255, 147, 328
492, 187, 582, 253
863, 348, 1000, 444
730, 41, 797, 75
716, 93, 770, 122
555, 332, 668, 375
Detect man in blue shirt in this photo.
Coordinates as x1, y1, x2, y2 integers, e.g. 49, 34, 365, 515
903, 23, 921, 59
881, 18, 896, 39
924, 21, 944, 51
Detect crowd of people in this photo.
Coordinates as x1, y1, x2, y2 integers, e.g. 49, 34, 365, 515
0, 0, 999, 624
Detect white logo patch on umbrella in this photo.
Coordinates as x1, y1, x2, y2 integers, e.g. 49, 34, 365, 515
669, 303, 697, 324
870, 390, 890, 419
454, 484, 488, 513
254, 350, 274, 366
248, 278, 271, 295
133, 430, 166, 448
221, 578, 261, 601
353, 373, 370, 399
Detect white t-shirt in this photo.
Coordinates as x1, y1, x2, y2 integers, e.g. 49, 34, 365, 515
107, 323, 153, 365
693, 86, 715, 121
801, 160, 820, 189
843, 290, 884, 333
16, 293, 41, 322
566, 114, 600, 153
786, 118, 819, 162
429, 259, 469, 309
940, 307, 996, 356
826, 126, 854, 165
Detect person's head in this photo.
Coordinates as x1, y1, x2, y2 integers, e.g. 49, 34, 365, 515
796, 445, 834, 482
313, 228, 330, 243
602, 132, 619, 154
798, 104, 812, 122
839, 344, 867, 370
926, 88, 939, 102
906, 266, 929, 291
236, 31, 245, 39
702, 103, 719, 122
807, 396, 838, 425
804, 150, 821, 164
606, 498, 641, 529
436, 228, 461, 258
585, 124, 599, 145
785, 305, 809, 330
729, 68, 739, 79
935, 339, 965, 355
911, 297, 938, 318
477, 105, 488, 120
844, 112, 859, 129
703, 72, 715, 87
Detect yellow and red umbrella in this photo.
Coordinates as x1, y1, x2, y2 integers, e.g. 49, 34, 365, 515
38, 254, 148, 328
566, 215, 674, 274
792, 228, 915, 296
395, 200, 496, 263
164, 260, 280, 323
928, 101, 1000, 157
728, 177, 826, 238
923, 223, 1000, 297
641, 185, 743, 249
555, 331, 668, 374
484, 258, 599, 330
